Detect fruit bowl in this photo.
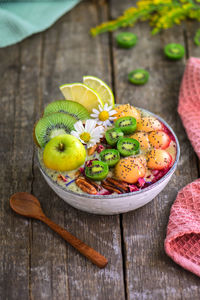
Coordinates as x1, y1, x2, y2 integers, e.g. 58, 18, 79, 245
37, 108, 180, 215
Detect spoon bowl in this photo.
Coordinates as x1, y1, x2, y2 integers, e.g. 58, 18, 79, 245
10, 192, 45, 219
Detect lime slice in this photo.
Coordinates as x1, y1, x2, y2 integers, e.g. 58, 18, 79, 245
59, 83, 103, 113
83, 76, 115, 108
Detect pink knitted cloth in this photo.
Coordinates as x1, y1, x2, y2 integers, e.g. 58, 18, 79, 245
165, 57, 200, 277
165, 179, 200, 277
178, 57, 200, 159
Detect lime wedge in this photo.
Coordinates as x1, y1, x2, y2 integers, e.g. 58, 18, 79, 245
59, 83, 103, 113
83, 76, 115, 108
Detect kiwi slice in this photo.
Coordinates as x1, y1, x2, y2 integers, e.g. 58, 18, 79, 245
115, 116, 137, 134
85, 160, 109, 181
128, 69, 149, 85
34, 112, 76, 148
105, 128, 124, 146
43, 100, 90, 120
117, 138, 140, 157
100, 149, 120, 167
164, 43, 185, 60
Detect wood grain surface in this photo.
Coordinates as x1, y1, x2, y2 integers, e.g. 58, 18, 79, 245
1, 0, 200, 299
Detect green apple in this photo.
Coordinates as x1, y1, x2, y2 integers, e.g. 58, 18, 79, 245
43, 134, 86, 171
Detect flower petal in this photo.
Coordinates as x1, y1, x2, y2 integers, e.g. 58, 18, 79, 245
107, 105, 113, 111
71, 131, 80, 139
97, 120, 103, 125
90, 113, 98, 118
80, 138, 86, 144
92, 126, 104, 137
104, 103, 108, 110
92, 108, 99, 115
109, 110, 117, 116
98, 105, 103, 112
88, 140, 96, 148
90, 138, 97, 144
74, 120, 84, 133
85, 119, 97, 133
105, 120, 112, 127
109, 116, 116, 120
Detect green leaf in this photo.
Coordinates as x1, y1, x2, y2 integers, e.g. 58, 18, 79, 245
194, 28, 200, 46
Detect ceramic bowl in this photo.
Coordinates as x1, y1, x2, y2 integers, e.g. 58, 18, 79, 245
37, 109, 180, 215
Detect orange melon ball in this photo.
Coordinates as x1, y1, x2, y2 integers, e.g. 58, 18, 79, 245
137, 117, 163, 132
135, 155, 147, 168
115, 157, 146, 184
130, 132, 150, 150
147, 149, 172, 170
113, 104, 141, 121
148, 130, 171, 149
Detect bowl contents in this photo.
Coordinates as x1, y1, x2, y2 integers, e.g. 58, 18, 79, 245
35, 76, 177, 196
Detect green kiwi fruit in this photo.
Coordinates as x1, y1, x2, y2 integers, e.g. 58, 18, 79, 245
105, 128, 124, 146
115, 116, 137, 134
43, 100, 90, 120
117, 137, 140, 157
100, 149, 120, 167
34, 112, 76, 148
85, 160, 109, 181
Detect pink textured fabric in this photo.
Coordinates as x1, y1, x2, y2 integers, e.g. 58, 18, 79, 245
178, 57, 200, 159
165, 179, 200, 277
165, 58, 200, 276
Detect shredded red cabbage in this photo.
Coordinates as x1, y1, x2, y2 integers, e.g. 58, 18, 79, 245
85, 159, 98, 167
129, 185, 140, 192
137, 177, 145, 188
97, 188, 111, 195
97, 144, 105, 153
162, 122, 175, 142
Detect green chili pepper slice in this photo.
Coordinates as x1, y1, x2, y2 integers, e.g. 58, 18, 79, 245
116, 32, 138, 49
128, 69, 149, 85
164, 43, 185, 60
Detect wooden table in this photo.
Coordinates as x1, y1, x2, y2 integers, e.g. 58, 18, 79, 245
1, 1, 200, 299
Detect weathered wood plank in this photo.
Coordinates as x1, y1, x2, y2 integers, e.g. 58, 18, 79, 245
185, 22, 200, 59
110, 1, 200, 299
31, 1, 125, 300
0, 35, 42, 300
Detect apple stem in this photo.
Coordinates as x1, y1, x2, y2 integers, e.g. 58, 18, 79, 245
59, 143, 64, 151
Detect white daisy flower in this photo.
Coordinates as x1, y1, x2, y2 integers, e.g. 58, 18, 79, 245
90, 103, 116, 127
70, 119, 104, 148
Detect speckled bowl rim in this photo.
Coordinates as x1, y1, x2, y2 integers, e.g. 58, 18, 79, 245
37, 108, 180, 199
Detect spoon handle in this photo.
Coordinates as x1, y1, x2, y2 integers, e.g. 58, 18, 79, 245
40, 215, 108, 268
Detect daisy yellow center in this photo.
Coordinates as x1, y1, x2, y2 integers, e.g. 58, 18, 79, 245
99, 111, 109, 121
80, 132, 91, 143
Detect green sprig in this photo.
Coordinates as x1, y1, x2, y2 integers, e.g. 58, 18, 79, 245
194, 28, 200, 45
90, 0, 200, 38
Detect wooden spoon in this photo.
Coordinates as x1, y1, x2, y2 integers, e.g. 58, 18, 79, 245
10, 192, 108, 268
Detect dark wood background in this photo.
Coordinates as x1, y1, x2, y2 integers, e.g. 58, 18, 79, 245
1, 0, 200, 299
